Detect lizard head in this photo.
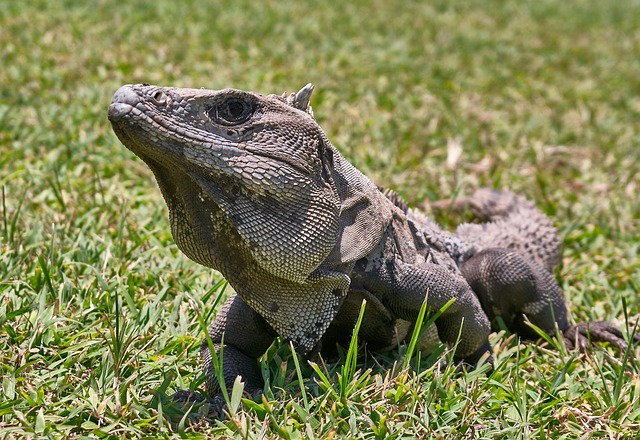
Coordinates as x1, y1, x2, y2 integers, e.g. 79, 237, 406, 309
109, 83, 342, 282
109, 83, 392, 352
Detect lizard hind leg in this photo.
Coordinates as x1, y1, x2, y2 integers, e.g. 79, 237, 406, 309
459, 247, 571, 338
459, 247, 639, 352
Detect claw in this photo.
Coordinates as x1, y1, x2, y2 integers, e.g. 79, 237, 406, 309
170, 387, 263, 419
171, 390, 208, 404
170, 390, 227, 418
563, 321, 633, 352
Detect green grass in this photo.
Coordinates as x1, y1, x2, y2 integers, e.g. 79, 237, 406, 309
1, 0, 639, 437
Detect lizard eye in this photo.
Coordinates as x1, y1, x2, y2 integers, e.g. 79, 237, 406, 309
151, 90, 167, 105
209, 97, 254, 125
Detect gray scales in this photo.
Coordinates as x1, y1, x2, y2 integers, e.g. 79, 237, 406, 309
108, 83, 638, 407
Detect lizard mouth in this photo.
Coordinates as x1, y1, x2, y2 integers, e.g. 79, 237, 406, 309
108, 85, 154, 153
108, 84, 194, 170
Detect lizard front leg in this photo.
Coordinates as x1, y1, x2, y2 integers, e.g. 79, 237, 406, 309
366, 259, 493, 367
202, 293, 277, 397
460, 248, 637, 350
173, 293, 276, 405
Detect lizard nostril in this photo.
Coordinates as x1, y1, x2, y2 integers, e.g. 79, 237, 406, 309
108, 85, 140, 121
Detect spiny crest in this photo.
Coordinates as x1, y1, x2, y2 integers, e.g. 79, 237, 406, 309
281, 83, 315, 118
379, 186, 409, 213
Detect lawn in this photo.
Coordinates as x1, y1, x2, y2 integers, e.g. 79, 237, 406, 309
1, 0, 639, 438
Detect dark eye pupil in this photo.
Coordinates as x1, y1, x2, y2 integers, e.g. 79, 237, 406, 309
227, 101, 244, 118
208, 96, 253, 125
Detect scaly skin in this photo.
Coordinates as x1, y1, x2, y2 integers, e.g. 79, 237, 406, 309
108, 83, 637, 407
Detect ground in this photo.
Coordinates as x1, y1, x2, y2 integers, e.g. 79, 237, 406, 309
1, 0, 639, 438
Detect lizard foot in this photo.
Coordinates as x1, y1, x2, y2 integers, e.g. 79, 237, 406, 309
170, 390, 226, 418
171, 389, 209, 404
563, 321, 640, 351
454, 341, 494, 374
170, 387, 264, 418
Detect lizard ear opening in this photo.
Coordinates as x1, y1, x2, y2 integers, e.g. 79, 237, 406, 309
325, 158, 394, 265
336, 189, 393, 263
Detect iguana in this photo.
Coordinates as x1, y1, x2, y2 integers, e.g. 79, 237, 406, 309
108, 82, 637, 405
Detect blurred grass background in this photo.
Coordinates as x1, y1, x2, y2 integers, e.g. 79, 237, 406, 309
1, 0, 639, 437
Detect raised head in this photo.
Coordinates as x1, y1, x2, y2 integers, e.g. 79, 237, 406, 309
108, 83, 392, 352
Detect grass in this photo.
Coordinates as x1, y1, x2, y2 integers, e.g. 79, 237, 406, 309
1, 0, 639, 437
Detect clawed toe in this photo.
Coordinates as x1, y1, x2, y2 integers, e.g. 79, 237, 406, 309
171, 390, 227, 416
171, 390, 208, 404
563, 321, 635, 352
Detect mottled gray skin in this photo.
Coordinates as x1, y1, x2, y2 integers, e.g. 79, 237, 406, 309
108, 83, 635, 404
